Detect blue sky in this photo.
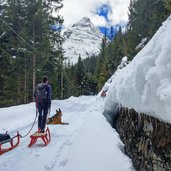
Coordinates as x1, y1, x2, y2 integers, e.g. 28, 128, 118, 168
96, 4, 126, 39
96, 4, 112, 23
96, 4, 115, 38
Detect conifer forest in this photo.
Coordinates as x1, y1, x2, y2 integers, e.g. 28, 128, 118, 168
0, 0, 170, 107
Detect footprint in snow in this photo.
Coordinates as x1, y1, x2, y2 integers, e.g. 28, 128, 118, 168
65, 140, 72, 146
59, 158, 68, 167
35, 154, 40, 157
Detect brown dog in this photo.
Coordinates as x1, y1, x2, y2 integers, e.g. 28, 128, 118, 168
46, 108, 69, 125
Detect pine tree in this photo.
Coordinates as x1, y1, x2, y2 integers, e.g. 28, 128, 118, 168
127, 0, 169, 58
0, 0, 28, 105
0, 0, 64, 106
165, 0, 171, 12
96, 30, 108, 90
75, 55, 87, 95
109, 26, 115, 40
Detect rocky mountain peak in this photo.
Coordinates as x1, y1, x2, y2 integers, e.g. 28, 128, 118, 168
62, 17, 103, 65
71, 17, 93, 28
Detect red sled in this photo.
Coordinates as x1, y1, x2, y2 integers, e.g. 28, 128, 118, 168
28, 127, 51, 147
0, 131, 20, 155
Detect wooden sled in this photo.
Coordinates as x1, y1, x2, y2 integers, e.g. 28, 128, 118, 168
0, 131, 20, 155
28, 127, 51, 147
46, 109, 69, 125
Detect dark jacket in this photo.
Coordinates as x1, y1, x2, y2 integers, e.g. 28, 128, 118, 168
34, 83, 52, 108
46, 84, 51, 108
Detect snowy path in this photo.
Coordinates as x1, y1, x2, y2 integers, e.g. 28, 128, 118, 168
0, 96, 134, 171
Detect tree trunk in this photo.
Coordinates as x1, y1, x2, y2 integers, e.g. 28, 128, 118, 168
61, 64, 63, 99
32, 17, 36, 102
24, 54, 27, 103
17, 73, 20, 104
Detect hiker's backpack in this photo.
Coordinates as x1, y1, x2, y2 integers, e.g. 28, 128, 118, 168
35, 83, 47, 103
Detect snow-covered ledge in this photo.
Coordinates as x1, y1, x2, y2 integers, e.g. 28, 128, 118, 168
102, 15, 171, 171
104, 15, 171, 124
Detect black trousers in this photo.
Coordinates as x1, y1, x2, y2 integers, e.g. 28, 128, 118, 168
37, 103, 48, 131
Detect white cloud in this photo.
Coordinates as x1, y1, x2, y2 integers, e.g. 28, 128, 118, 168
59, 0, 130, 27
109, 0, 130, 25
90, 14, 108, 27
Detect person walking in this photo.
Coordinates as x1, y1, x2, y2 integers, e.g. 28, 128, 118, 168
35, 76, 51, 133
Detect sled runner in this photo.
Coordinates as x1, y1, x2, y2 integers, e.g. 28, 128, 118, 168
46, 109, 69, 125
28, 127, 51, 147
0, 131, 20, 155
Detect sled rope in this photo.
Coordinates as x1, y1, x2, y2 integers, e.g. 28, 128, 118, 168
20, 108, 38, 138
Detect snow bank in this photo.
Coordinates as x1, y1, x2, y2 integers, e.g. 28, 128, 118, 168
105, 15, 171, 123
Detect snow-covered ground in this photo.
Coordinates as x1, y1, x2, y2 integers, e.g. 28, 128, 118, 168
0, 96, 134, 171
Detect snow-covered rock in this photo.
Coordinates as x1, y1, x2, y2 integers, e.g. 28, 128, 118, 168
62, 17, 103, 65
135, 37, 148, 50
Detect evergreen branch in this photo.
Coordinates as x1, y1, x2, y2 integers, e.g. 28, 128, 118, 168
0, 17, 35, 51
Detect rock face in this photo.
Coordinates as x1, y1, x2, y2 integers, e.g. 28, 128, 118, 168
62, 17, 103, 65
115, 107, 171, 171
